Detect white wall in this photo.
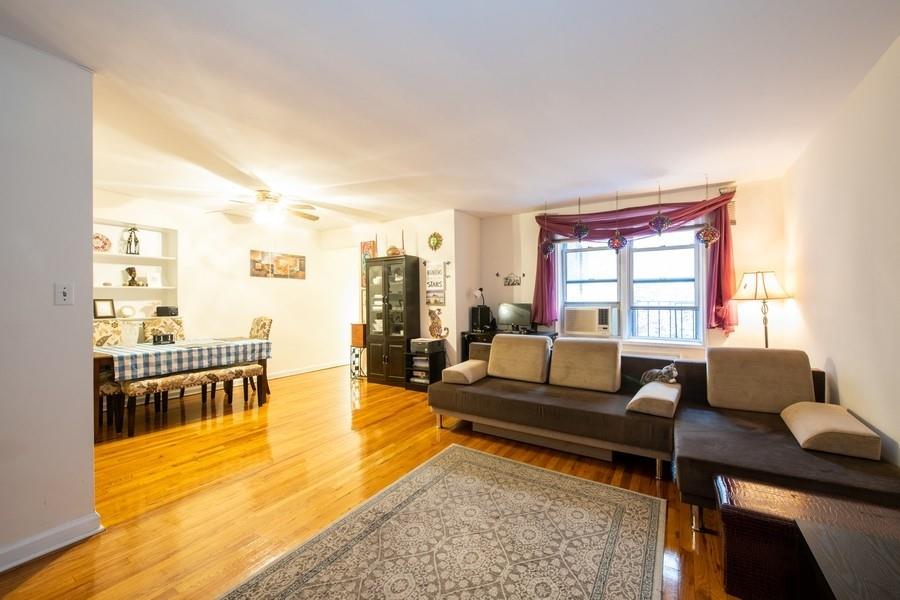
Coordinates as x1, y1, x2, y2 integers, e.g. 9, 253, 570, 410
784, 37, 900, 464
479, 179, 790, 359
0, 35, 98, 571
93, 190, 358, 378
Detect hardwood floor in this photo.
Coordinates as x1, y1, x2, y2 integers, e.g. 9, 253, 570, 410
0, 368, 731, 599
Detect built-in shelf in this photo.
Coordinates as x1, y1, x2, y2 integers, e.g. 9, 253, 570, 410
93, 219, 178, 319
93, 252, 176, 264
93, 285, 176, 290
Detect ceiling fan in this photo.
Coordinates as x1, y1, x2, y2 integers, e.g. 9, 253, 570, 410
208, 189, 320, 224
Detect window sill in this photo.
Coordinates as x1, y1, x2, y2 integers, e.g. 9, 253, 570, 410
621, 338, 703, 349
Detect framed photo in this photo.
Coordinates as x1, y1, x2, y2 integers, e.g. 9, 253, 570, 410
93, 298, 116, 319
250, 250, 306, 279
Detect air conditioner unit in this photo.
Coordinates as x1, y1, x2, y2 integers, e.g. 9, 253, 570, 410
563, 306, 619, 337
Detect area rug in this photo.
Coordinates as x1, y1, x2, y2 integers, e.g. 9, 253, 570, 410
224, 445, 665, 599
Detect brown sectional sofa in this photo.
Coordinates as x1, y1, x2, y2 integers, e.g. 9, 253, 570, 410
428, 337, 900, 527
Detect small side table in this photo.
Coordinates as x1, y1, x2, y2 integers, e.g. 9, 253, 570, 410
715, 475, 900, 600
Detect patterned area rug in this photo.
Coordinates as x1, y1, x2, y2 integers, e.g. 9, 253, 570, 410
224, 445, 665, 599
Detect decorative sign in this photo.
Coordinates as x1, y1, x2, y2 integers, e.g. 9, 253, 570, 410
425, 262, 446, 306
250, 250, 306, 279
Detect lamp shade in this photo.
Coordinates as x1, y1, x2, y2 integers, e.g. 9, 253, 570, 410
733, 271, 789, 301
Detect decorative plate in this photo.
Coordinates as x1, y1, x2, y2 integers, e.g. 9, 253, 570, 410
92, 232, 111, 253
427, 232, 443, 251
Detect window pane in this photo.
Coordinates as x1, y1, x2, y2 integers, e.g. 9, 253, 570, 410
631, 307, 697, 340
566, 282, 618, 303
633, 281, 696, 306
566, 248, 617, 282
633, 248, 695, 280
632, 228, 697, 249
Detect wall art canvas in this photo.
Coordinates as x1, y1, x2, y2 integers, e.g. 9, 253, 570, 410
250, 250, 306, 279
360, 240, 377, 288
425, 261, 446, 306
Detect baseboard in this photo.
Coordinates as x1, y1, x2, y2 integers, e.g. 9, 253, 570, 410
176, 361, 350, 395
0, 512, 103, 573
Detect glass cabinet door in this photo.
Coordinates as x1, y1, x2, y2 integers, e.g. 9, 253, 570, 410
367, 264, 384, 336
387, 261, 405, 337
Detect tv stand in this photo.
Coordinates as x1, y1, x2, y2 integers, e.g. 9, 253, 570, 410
460, 329, 558, 361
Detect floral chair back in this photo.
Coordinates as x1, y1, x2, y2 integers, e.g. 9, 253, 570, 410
142, 317, 186, 341
249, 316, 273, 340
93, 319, 122, 346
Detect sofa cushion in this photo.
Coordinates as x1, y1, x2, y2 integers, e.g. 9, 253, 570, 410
707, 347, 814, 413
782, 402, 881, 461
428, 378, 674, 454
442, 360, 488, 385
549, 337, 621, 392
627, 382, 682, 418
674, 404, 900, 509
487, 334, 552, 384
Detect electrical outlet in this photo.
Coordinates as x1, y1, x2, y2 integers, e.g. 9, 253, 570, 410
54, 283, 74, 305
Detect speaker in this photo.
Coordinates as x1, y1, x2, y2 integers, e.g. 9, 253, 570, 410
470, 305, 492, 331
156, 306, 179, 317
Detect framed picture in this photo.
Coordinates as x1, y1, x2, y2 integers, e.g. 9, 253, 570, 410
249, 250, 306, 279
93, 298, 116, 319
360, 240, 377, 288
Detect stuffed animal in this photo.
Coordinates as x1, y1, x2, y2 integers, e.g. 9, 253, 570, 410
640, 363, 678, 385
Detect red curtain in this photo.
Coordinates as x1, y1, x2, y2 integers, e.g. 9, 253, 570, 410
532, 190, 737, 330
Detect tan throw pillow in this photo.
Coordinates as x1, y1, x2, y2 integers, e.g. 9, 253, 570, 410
781, 402, 882, 460
707, 347, 814, 413
442, 360, 487, 385
487, 334, 552, 383
626, 382, 682, 418
548, 337, 621, 392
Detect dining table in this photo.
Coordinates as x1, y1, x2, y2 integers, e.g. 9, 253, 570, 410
93, 337, 272, 441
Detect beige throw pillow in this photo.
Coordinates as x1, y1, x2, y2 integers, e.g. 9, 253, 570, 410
626, 382, 682, 418
487, 334, 552, 383
548, 337, 621, 392
707, 347, 814, 413
441, 360, 488, 385
781, 402, 882, 460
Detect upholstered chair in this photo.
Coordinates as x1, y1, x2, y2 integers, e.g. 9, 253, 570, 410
141, 317, 186, 341
93, 320, 125, 431
141, 317, 188, 404
244, 316, 273, 399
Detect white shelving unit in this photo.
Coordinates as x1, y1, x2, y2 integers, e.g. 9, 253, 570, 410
92, 219, 178, 336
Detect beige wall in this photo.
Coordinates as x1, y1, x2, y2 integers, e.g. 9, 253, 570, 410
480, 178, 791, 359
0, 35, 98, 571
784, 37, 900, 464
93, 191, 359, 378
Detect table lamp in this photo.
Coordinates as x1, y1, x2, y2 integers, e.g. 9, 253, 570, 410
732, 271, 789, 348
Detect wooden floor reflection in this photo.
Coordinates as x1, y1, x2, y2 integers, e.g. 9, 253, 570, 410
0, 367, 730, 599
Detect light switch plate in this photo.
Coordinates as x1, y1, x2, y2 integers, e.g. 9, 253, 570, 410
54, 283, 74, 305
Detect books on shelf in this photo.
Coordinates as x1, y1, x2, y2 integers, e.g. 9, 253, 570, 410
409, 377, 430, 384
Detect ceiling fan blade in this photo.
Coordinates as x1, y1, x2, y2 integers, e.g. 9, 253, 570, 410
283, 201, 316, 210
287, 208, 320, 222
228, 198, 255, 205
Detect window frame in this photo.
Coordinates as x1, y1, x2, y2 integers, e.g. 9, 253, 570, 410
625, 225, 703, 343
560, 224, 707, 345
561, 242, 620, 306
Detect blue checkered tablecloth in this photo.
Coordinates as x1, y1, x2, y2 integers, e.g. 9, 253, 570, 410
94, 338, 272, 381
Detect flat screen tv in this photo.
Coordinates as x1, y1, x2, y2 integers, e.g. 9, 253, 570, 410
497, 302, 533, 330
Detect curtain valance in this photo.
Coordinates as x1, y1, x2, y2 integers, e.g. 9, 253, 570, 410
532, 190, 738, 332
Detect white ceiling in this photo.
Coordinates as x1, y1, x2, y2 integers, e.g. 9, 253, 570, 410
1, 1, 898, 228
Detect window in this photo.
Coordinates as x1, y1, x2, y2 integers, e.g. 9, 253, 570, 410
563, 241, 618, 303
562, 227, 703, 342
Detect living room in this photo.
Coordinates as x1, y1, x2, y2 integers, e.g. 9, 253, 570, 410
1, 2, 899, 599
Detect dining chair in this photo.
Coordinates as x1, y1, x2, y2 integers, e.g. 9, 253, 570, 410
93, 320, 125, 432
141, 317, 189, 403
243, 316, 273, 400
